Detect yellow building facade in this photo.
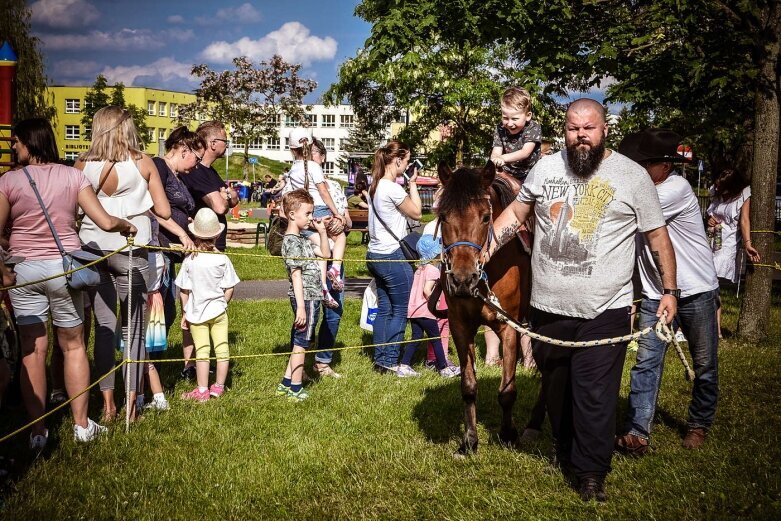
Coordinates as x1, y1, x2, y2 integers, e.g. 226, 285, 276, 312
49, 85, 197, 160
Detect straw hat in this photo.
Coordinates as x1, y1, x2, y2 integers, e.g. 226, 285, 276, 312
188, 208, 225, 239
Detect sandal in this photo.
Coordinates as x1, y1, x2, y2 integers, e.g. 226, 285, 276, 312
323, 290, 340, 309
327, 266, 344, 292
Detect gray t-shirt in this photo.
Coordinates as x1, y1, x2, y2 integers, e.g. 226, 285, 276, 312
282, 234, 322, 301
518, 150, 665, 319
492, 120, 543, 180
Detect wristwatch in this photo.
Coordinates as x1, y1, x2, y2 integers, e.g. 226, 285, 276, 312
662, 288, 681, 299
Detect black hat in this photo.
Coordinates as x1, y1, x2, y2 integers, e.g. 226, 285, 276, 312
618, 128, 690, 163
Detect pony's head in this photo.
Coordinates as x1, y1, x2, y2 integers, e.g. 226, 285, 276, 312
437, 161, 496, 297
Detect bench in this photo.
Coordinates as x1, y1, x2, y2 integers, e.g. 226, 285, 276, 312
249, 207, 280, 247
348, 208, 370, 244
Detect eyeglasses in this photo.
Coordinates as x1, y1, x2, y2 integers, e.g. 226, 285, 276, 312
212, 138, 230, 145
191, 150, 203, 163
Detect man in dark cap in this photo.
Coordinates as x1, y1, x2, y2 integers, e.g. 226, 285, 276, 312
616, 128, 720, 455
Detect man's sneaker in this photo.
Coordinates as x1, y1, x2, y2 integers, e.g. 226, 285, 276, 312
209, 384, 226, 398
287, 388, 310, 402
423, 359, 438, 371
439, 365, 461, 378
276, 383, 290, 396
179, 365, 196, 380
614, 433, 649, 457
29, 429, 49, 451
49, 388, 67, 405
682, 427, 707, 449
181, 387, 210, 402
313, 363, 342, 379
396, 364, 421, 378
73, 419, 107, 443
675, 330, 687, 343
145, 396, 170, 411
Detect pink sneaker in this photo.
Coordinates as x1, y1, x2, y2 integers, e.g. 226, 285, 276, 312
181, 387, 210, 402
209, 384, 226, 398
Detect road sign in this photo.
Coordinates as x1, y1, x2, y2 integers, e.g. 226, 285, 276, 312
248, 157, 258, 164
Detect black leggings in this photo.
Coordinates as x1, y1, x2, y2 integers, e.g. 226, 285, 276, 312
402, 317, 448, 369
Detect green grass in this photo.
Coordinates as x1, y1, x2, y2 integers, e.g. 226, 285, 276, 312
211, 152, 289, 182
0, 291, 779, 519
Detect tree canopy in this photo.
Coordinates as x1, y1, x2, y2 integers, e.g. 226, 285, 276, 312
80, 74, 149, 143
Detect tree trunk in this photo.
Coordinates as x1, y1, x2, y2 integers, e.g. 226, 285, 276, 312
737, 2, 781, 342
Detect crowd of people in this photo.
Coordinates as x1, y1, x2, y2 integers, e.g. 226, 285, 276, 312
0, 87, 762, 504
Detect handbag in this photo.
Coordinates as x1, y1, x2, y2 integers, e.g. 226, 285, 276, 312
360, 279, 378, 332
23, 167, 103, 290
369, 194, 421, 263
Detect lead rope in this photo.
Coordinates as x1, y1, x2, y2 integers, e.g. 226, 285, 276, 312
125, 238, 134, 433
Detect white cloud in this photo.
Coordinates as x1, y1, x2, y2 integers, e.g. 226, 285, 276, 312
31, 0, 100, 29
196, 3, 262, 26
167, 15, 185, 24
101, 57, 194, 87
41, 28, 164, 51
200, 22, 337, 66
165, 29, 195, 43
50, 59, 101, 79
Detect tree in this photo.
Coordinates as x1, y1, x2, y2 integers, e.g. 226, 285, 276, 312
81, 74, 149, 143
337, 116, 385, 172
0, 0, 55, 121
177, 55, 317, 179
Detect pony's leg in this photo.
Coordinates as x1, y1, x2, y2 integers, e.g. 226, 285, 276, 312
452, 324, 479, 456
497, 323, 520, 446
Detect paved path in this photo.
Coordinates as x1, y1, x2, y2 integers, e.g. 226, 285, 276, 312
233, 278, 372, 300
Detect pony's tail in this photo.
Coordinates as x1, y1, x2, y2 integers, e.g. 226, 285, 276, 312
427, 281, 448, 319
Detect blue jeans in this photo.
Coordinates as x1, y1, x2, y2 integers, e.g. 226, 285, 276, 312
315, 264, 344, 365
366, 248, 413, 368
626, 289, 719, 439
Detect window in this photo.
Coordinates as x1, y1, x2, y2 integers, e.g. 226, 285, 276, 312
65, 99, 80, 114
247, 139, 262, 149
84, 125, 91, 140
84, 99, 94, 110
339, 138, 347, 150
322, 138, 335, 151
65, 125, 80, 140
305, 113, 318, 126
158, 102, 167, 117
322, 114, 336, 128
284, 137, 290, 150
340, 115, 354, 128
170, 104, 178, 118
159, 128, 166, 141
148, 128, 156, 142
323, 161, 334, 174
64, 151, 79, 161
147, 101, 155, 116
269, 113, 281, 125
285, 114, 300, 127
267, 137, 280, 150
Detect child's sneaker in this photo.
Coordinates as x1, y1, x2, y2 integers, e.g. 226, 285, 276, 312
181, 387, 210, 402
276, 383, 290, 396
323, 289, 339, 309
29, 429, 49, 451
73, 419, 107, 443
287, 388, 310, 402
209, 384, 226, 398
49, 388, 67, 405
146, 395, 170, 411
423, 359, 438, 371
327, 266, 344, 292
396, 364, 421, 378
439, 365, 461, 378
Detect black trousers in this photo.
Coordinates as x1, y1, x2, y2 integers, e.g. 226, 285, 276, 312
530, 306, 630, 478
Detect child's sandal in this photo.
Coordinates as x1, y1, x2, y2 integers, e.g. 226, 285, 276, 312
323, 290, 340, 309
327, 266, 344, 292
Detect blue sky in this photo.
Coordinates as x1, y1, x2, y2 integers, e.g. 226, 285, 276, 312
31, 0, 372, 102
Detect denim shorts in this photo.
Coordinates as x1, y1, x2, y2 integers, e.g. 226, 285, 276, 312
289, 298, 321, 347
10, 259, 84, 328
302, 205, 331, 238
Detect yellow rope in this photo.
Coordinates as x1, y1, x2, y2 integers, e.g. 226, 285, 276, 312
145, 244, 426, 263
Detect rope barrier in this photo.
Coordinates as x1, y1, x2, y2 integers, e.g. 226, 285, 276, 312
0, 243, 131, 291
124, 239, 134, 433
750, 229, 781, 236
0, 361, 127, 445
145, 244, 426, 264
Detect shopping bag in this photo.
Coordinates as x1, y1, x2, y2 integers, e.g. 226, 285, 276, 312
360, 279, 378, 332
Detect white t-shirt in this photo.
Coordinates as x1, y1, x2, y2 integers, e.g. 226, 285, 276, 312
283, 160, 326, 206
175, 252, 240, 324
636, 174, 718, 299
368, 178, 409, 254
518, 150, 666, 319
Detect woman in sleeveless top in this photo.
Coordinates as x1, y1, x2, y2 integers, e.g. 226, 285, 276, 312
0, 118, 135, 447
75, 106, 171, 421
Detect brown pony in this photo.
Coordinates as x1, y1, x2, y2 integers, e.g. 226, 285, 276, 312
429, 161, 531, 455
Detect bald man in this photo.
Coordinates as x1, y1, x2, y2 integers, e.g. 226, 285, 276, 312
487, 98, 678, 502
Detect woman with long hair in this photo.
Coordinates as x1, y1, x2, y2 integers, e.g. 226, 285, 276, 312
0, 118, 135, 448
366, 141, 422, 375
706, 167, 761, 336
75, 106, 171, 421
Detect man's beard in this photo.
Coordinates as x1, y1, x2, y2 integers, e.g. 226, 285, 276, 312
566, 139, 606, 178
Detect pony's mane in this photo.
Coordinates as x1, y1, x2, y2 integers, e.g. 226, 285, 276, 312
438, 167, 516, 216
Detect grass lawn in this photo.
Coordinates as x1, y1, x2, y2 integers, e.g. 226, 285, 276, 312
0, 290, 779, 519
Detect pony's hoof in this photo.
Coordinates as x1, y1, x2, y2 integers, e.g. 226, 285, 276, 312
455, 440, 478, 457
498, 427, 519, 448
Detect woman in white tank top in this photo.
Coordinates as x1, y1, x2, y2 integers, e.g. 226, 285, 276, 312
75, 106, 171, 421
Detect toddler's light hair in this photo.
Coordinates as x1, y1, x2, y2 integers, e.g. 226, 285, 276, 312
501, 87, 532, 113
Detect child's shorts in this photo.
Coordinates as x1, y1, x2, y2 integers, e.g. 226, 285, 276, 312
302, 205, 331, 238
289, 298, 321, 347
